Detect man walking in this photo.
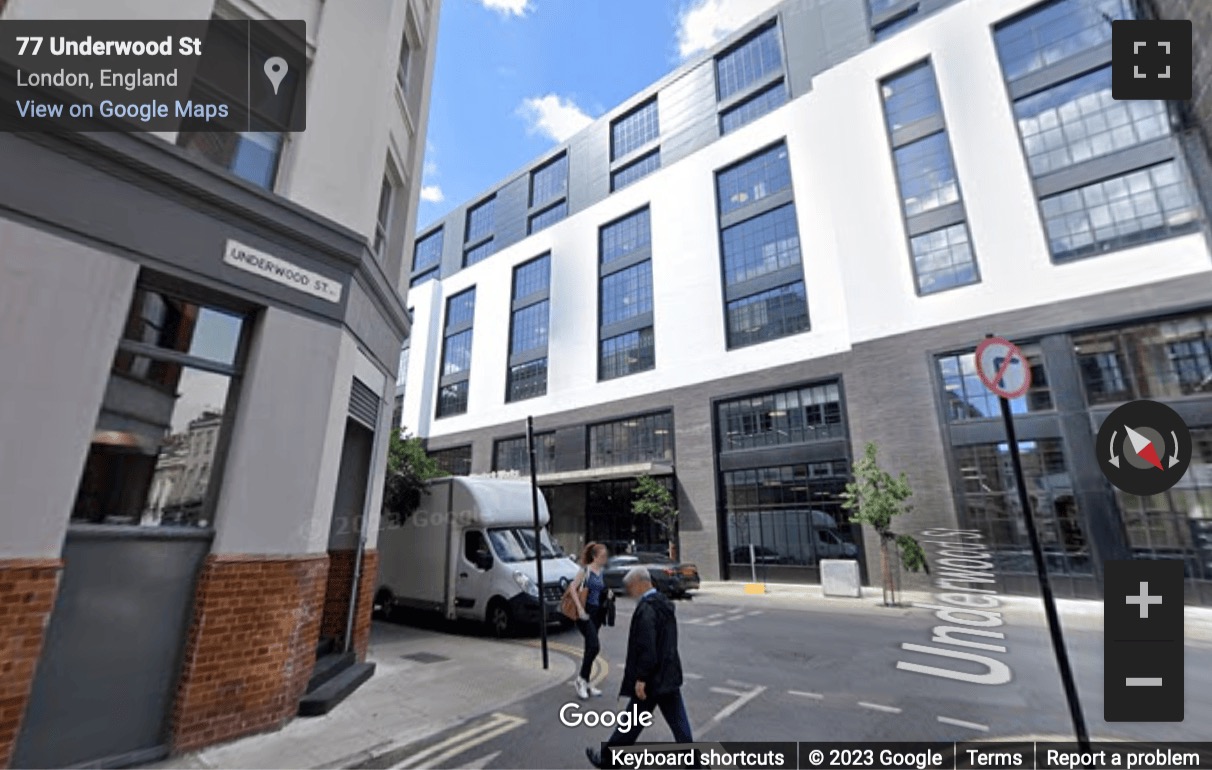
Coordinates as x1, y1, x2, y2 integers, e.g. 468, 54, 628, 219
586, 567, 694, 768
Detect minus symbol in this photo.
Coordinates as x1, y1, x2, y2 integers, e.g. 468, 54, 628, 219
1125, 677, 1163, 686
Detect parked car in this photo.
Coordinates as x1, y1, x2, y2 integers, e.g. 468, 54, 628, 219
730, 545, 789, 564
602, 554, 700, 598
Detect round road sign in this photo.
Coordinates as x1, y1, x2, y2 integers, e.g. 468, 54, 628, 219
974, 337, 1032, 400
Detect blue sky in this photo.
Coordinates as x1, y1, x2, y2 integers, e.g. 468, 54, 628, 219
415, 0, 783, 231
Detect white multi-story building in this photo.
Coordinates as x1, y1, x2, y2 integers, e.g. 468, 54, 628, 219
0, 1, 440, 767
402, 0, 1212, 612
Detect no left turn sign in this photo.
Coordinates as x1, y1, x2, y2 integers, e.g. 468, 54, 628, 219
975, 336, 1032, 400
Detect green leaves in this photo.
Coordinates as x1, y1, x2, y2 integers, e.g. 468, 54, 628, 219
382, 428, 448, 524
631, 475, 677, 538
841, 441, 914, 534
841, 442, 929, 600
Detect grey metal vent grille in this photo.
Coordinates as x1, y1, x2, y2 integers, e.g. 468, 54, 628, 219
349, 378, 380, 428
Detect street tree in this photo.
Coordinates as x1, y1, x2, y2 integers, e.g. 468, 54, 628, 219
382, 428, 447, 525
841, 441, 929, 606
631, 475, 678, 559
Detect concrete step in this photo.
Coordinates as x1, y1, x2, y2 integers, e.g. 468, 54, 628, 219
315, 635, 337, 659
297, 662, 376, 717
306, 650, 355, 694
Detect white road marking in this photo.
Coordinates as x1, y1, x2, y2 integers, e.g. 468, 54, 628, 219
703, 620, 726, 626
710, 687, 747, 697
937, 716, 989, 731
461, 751, 503, 769
726, 680, 756, 688
393, 713, 526, 769
746, 610, 763, 616
708, 685, 767, 725
788, 690, 823, 700
684, 673, 704, 679
857, 702, 902, 714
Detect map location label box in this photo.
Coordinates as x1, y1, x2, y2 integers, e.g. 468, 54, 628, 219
0, 20, 306, 133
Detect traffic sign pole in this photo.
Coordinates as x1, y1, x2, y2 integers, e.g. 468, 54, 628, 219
984, 335, 1090, 751
527, 416, 549, 670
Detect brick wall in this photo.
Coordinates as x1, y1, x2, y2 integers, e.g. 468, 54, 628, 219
319, 549, 377, 662
0, 559, 62, 769
170, 554, 327, 753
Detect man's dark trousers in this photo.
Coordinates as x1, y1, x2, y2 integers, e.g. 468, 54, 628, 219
603, 690, 693, 746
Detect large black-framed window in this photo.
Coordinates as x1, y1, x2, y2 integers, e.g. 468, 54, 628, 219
464, 195, 497, 268
586, 477, 673, 555
507, 254, 551, 402
73, 282, 250, 529
610, 98, 661, 191
952, 440, 1092, 577
716, 381, 845, 452
528, 153, 569, 234
723, 462, 855, 569
412, 227, 444, 285
429, 445, 472, 476
599, 207, 656, 380
588, 411, 673, 468
993, 0, 1201, 263
1074, 313, 1212, 405
715, 20, 788, 136
880, 60, 979, 294
937, 344, 1052, 421
493, 433, 557, 475
715, 142, 809, 349
437, 287, 475, 418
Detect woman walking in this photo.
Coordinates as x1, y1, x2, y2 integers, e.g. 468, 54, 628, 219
571, 542, 612, 699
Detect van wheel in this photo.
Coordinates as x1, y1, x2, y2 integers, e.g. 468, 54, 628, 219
373, 588, 394, 620
486, 599, 513, 638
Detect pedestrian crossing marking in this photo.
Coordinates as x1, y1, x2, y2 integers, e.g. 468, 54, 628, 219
684, 673, 704, 679
392, 713, 526, 769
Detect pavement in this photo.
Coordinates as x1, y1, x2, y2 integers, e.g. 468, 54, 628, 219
143, 581, 1212, 769
144, 620, 577, 770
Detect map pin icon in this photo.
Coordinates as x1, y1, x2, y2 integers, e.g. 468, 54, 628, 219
264, 57, 288, 95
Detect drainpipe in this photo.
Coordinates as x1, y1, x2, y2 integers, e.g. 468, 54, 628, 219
343, 406, 387, 656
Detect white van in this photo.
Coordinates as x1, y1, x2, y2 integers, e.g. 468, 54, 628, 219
375, 477, 580, 636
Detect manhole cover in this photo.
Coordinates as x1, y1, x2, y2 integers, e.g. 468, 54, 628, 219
400, 651, 449, 664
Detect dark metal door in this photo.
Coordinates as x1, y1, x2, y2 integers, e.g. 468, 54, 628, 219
12, 525, 211, 769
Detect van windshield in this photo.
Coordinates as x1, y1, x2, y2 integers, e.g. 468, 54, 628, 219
487, 527, 563, 563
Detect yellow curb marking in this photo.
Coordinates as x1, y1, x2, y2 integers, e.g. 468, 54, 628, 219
517, 639, 610, 687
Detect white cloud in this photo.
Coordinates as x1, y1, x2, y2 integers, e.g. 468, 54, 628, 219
420, 185, 445, 203
517, 94, 594, 143
675, 0, 784, 59
480, 0, 532, 18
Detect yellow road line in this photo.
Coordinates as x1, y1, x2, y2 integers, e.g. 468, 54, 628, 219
518, 639, 611, 687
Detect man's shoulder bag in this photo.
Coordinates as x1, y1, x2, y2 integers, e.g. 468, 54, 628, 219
561, 569, 588, 621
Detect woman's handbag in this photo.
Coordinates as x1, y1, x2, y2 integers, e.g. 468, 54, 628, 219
561, 570, 589, 621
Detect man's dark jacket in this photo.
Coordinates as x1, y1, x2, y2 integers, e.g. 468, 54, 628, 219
619, 590, 683, 699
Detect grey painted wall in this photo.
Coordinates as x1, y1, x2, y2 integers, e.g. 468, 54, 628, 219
211, 307, 347, 555
0, 218, 138, 559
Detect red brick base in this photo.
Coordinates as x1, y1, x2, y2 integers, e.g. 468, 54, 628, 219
0, 559, 63, 770
319, 549, 378, 662
170, 554, 328, 753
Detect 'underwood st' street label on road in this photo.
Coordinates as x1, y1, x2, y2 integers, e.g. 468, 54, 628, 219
974, 336, 1032, 400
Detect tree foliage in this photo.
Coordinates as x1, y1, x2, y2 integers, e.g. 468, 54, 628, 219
382, 428, 447, 524
841, 442, 928, 605
631, 475, 677, 542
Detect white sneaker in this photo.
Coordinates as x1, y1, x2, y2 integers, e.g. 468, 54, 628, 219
588, 682, 602, 697
574, 677, 589, 699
